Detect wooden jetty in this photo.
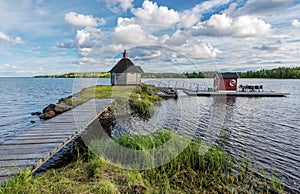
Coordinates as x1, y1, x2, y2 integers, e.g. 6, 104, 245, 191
0, 98, 113, 182
155, 86, 289, 97
151, 73, 290, 98
183, 90, 289, 97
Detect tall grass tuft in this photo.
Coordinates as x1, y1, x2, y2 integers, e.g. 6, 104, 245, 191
1, 168, 33, 194
88, 130, 285, 193
129, 83, 162, 119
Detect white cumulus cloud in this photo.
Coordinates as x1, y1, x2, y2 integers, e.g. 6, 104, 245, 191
177, 42, 221, 59
76, 27, 103, 47
132, 0, 180, 29
234, 0, 292, 16
113, 18, 158, 45
65, 12, 105, 28
79, 57, 102, 66
75, 27, 104, 56
291, 19, 300, 27
2, 64, 17, 69
178, 12, 200, 29
14, 36, 23, 44
193, 0, 231, 13
0, 31, 23, 44
0, 31, 10, 42
178, 0, 232, 29
162, 30, 221, 59
103, 0, 134, 12
191, 14, 272, 37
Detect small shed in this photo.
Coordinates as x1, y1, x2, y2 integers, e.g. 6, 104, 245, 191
109, 50, 143, 86
213, 72, 239, 91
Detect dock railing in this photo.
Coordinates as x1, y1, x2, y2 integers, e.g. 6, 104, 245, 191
146, 80, 207, 92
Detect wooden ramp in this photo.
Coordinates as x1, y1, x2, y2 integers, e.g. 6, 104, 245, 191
0, 98, 113, 182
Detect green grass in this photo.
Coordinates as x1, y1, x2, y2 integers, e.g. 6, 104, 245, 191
67, 84, 162, 119
129, 84, 162, 119
0, 130, 284, 194
65, 85, 113, 107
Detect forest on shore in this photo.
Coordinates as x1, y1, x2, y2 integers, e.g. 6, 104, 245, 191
183, 67, 300, 79
34, 67, 300, 79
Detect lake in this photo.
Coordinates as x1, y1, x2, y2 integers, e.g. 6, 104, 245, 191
0, 77, 299, 193
0, 77, 109, 143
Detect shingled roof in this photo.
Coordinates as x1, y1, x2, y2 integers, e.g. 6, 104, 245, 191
109, 58, 143, 73
109, 50, 143, 73
215, 72, 239, 79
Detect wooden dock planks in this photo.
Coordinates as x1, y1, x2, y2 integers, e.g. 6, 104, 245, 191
157, 86, 289, 97
0, 98, 113, 182
183, 90, 289, 97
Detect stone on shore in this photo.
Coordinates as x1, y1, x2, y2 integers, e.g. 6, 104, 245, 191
39, 110, 56, 119
31, 112, 42, 116
42, 104, 56, 113
54, 102, 72, 114
39, 101, 73, 120
156, 90, 178, 99
98, 107, 115, 137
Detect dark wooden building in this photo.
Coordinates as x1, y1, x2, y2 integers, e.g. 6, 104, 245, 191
109, 50, 143, 86
213, 72, 239, 91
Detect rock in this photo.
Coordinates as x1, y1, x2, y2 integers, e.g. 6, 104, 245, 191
58, 95, 72, 103
99, 109, 115, 137
42, 104, 56, 113
39, 110, 56, 120
30, 120, 36, 123
58, 98, 65, 103
101, 111, 110, 117
54, 102, 72, 114
38, 94, 74, 120
48, 110, 56, 117
156, 89, 178, 99
39, 100, 73, 120
136, 93, 142, 100
31, 112, 42, 116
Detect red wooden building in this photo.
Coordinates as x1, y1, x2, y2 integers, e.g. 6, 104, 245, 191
213, 72, 239, 91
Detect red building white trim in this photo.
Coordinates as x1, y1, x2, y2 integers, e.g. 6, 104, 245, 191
213, 72, 239, 91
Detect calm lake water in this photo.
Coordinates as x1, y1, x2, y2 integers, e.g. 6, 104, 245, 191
0, 77, 109, 143
118, 78, 300, 193
0, 77, 299, 192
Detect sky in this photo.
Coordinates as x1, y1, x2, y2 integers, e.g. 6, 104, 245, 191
0, 0, 300, 76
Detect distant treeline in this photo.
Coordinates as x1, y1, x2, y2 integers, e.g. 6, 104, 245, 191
183, 71, 216, 78
143, 67, 300, 79
184, 67, 300, 79
142, 73, 186, 78
238, 67, 300, 79
34, 72, 110, 78
34, 67, 300, 79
